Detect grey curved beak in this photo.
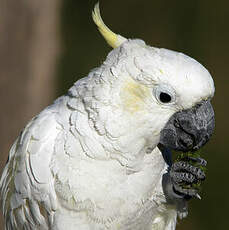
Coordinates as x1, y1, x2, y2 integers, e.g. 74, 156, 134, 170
159, 100, 215, 152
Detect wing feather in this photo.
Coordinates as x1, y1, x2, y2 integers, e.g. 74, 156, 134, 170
0, 109, 61, 229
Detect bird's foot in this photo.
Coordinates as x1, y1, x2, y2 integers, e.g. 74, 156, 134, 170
170, 155, 207, 200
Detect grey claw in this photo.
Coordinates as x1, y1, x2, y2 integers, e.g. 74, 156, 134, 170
178, 210, 188, 219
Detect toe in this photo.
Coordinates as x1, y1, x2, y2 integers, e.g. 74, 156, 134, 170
186, 156, 207, 167
171, 161, 206, 180
170, 172, 196, 183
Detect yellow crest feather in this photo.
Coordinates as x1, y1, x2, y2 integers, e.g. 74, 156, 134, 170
92, 2, 126, 48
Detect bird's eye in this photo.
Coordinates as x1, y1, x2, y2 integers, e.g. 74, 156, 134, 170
154, 84, 176, 105
159, 92, 172, 103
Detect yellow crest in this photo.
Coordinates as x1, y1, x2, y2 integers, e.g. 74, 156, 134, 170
92, 2, 127, 48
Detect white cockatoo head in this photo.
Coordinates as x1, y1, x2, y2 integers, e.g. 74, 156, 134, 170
89, 3, 215, 158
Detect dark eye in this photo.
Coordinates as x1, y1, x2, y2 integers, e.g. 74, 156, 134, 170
159, 92, 172, 103
154, 84, 176, 105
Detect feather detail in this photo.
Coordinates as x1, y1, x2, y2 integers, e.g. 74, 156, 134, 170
92, 2, 127, 48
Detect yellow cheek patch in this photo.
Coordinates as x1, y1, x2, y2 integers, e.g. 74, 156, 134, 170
120, 78, 151, 113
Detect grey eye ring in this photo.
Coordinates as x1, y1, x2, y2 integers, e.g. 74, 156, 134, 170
154, 84, 176, 104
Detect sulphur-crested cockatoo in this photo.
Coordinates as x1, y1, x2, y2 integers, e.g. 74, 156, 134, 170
0, 3, 215, 230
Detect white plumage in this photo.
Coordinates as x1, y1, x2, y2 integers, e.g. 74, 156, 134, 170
0, 3, 214, 230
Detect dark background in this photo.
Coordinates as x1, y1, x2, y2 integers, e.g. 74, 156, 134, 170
0, 0, 228, 229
